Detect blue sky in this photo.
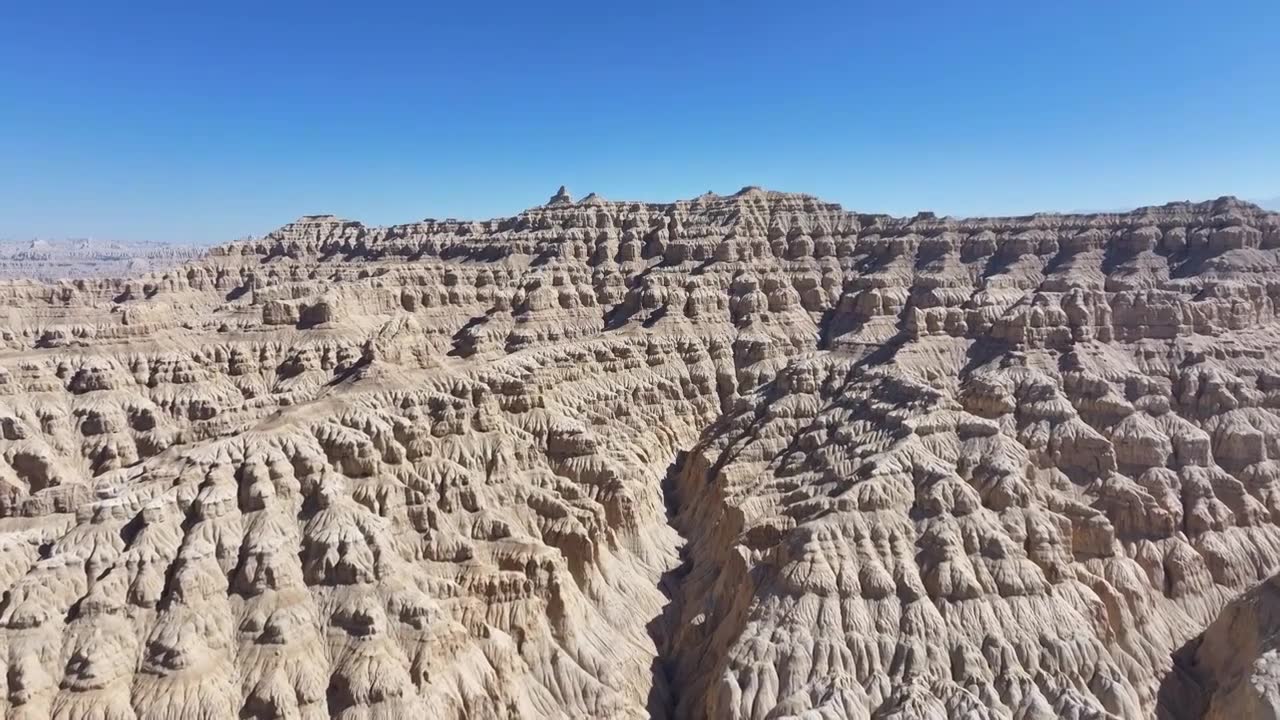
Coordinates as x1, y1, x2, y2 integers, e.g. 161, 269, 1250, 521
2, 1, 1278, 243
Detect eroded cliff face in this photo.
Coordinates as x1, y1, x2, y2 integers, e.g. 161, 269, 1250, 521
1160, 569, 1280, 720
0, 187, 1278, 719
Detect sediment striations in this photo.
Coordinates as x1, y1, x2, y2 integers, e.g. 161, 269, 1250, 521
1, 187, 1279, 718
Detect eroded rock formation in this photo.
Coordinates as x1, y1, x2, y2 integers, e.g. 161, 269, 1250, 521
0, 238, 205, 281
1, 187, 1279, 718
1160, 569, 1280, 719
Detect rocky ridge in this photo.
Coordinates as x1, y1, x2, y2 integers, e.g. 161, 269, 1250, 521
1, 187, 1279, 718
1160, 569, 1280, 719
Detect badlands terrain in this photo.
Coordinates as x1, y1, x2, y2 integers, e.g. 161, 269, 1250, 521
0, 238, 204, 281
0, 187, 1279, 719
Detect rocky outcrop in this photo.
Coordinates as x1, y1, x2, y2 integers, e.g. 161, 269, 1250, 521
1160, 570, 1280, 719
0, 189, 1279, 718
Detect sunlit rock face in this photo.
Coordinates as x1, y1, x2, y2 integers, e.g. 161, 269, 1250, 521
0, 188, 1279, 719
1161, 570, 1280, 720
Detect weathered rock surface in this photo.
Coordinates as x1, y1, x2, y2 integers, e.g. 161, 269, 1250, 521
1160, 570, 1280, 719
1, 188, 1279, 719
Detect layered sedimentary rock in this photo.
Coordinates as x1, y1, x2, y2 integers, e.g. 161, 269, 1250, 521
1, 187, 1279, 718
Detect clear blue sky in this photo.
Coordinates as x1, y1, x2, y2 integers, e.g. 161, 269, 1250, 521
2, 1, 1278, 243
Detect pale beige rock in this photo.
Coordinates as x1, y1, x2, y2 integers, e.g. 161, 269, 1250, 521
1161, 571, 1280, 719
0, 190, 1278, 719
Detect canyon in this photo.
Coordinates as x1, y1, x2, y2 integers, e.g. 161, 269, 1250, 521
1, 187, 1279, 718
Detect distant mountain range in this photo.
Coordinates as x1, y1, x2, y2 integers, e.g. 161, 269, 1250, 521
0, 237, 205, 281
